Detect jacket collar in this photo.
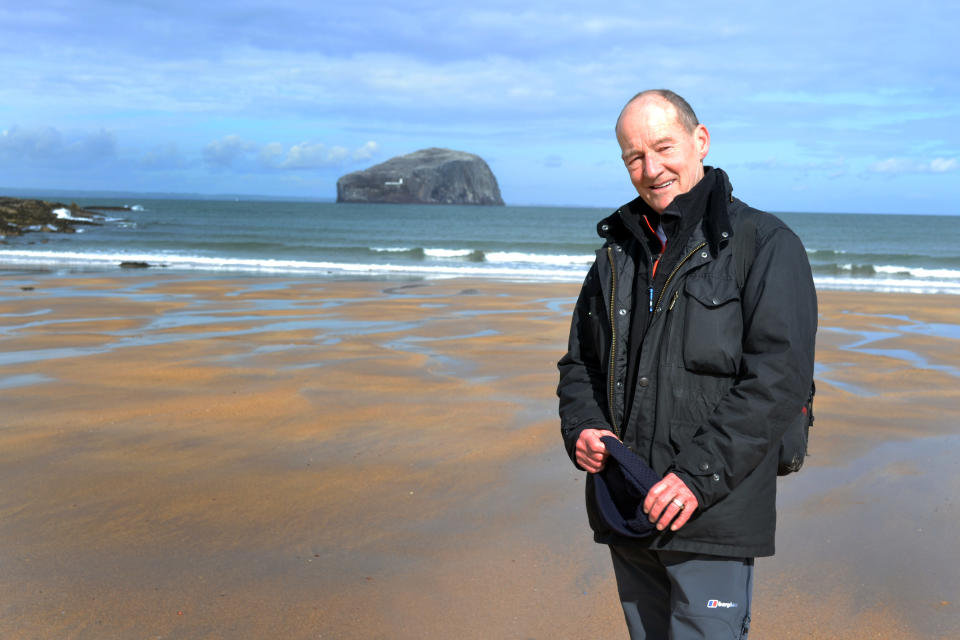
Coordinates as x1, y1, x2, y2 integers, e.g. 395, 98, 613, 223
599, 166, 735, 256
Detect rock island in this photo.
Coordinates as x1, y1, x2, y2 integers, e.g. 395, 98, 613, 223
336, 148, 504, 205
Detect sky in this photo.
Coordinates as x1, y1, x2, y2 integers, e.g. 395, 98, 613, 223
1, 1, 958, 214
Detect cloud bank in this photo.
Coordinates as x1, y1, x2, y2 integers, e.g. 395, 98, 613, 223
1, 1, 957, 212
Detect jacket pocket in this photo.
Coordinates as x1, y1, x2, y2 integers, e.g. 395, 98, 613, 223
682, 276, 742, 375
668, 419, 700, 453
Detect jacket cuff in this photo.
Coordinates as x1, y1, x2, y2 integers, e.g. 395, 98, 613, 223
670, 446, 725, 507
561, 419, 613, 470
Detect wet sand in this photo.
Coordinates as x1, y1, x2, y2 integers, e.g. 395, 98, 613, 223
0, 272, 957, 639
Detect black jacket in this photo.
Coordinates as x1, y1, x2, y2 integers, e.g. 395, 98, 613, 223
557, 168, 817, 557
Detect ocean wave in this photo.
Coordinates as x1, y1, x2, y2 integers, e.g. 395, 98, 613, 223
819, 263, 879, 276
369, 246, 426, 259
813, 275, 960, 295
0, 249, 588, 281
371, 247, 595, 267
485, 251, 596, 266
52, 208, 90, 222
3, 248, 959, 292
874, 265, 960, 279
423, 248, 473, 258
422, 248, 485, 261
814, 263, 960, 280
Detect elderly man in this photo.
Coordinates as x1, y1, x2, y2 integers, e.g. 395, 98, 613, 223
557, 90, 817, 639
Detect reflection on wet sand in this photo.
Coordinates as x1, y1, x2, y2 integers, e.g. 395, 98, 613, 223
0, 275, 957, 639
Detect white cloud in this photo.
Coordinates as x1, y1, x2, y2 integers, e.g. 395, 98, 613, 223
0, 124, 116, 166
353, 141, 378, 161
203, 136, 380, 171
279, 143, 331, 169
871, 157, 959, 173
139, 142, 186, 170
258, 141, 378, 170
202, 134, 259, 167
929, 157, 958, 172
0, 125, 63, 157
257, 142, 285, 168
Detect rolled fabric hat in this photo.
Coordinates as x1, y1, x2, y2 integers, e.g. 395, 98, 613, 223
593, 436, 662, 538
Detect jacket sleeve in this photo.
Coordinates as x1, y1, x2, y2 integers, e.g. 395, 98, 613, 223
557, 262, 614, 467
669, 224, 818, 507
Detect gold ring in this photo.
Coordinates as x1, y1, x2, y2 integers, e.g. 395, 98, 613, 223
672, 498, 685, 510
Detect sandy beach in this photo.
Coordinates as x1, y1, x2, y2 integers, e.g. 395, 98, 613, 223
0, 272, 957, 639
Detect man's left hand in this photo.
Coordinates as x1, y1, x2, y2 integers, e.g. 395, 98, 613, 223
643, 473, 699, 532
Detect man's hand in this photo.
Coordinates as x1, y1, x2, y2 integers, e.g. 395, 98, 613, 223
643, 473, 699, 532
575, 429, 617, 473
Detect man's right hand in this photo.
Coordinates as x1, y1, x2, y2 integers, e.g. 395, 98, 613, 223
575, 429, 618, 473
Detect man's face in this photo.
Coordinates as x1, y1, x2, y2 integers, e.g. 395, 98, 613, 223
616, 96, 710, 214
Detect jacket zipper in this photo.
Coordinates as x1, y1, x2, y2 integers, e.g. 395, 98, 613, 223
653, 241, 707, 314
668, 289, 680, 311
606, 246, 620, 437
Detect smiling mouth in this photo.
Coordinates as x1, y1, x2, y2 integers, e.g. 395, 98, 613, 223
650, 179, 675, 191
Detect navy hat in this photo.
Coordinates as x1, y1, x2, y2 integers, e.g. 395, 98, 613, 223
593, 436, 662, 538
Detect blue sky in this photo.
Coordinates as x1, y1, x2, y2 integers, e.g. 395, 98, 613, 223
2, 1, 958, 213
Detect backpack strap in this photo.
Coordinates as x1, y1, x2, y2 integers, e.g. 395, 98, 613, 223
733, 211, 758, 289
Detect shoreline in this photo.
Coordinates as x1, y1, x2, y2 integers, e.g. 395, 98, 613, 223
1, 273, 958, 638
3, 263, 960, 296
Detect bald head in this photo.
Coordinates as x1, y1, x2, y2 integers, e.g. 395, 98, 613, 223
615, 89, 700, 137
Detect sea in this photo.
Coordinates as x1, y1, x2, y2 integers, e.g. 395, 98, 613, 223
2, 197, 959, 294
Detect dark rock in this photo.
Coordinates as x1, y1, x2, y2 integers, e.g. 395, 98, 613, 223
0, 197, 101, 237
336, 148, 504, 205
119, 261, 151, 269
86, 205, 132, 211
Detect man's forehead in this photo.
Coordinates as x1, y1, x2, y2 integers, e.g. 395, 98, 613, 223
617, 100, 684, 144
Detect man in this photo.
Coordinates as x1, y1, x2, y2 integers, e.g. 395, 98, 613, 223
557, 90, 817, 639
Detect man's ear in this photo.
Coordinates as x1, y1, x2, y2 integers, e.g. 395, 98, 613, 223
695, 124, 710, 160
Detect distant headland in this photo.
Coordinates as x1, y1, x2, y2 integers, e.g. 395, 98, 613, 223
336, 148, 504, 206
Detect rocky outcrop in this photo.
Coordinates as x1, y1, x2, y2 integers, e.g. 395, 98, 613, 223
336, 148, 504, 205
0, 197, 102, 238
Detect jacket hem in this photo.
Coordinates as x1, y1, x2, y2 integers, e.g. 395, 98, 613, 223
593, 530, 774, 558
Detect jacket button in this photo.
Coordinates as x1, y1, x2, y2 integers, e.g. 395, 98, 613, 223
699, 462, 710, 471
601, 224, 610, 232
712, 298, 720, 305
638, 377, 649, 387
700, 251, 708, 258
712, 473, 720, 482
721, 231, 729, 239
618, 308, 627, 316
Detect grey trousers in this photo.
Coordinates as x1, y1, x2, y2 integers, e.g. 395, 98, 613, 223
609, 545, 753, 640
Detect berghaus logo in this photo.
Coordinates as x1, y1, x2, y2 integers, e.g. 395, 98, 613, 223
707, 600, 738, 609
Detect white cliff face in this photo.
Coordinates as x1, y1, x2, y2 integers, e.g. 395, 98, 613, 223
336, 148, 504, 205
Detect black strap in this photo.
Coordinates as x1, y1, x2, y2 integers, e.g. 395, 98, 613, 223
734, 212, 758, 289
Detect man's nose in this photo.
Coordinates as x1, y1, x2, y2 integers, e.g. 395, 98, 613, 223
643, 154, 662, 177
